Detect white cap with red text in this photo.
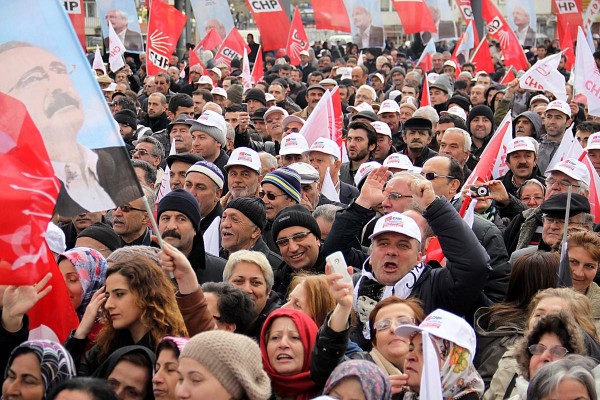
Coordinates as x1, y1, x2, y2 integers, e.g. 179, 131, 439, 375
371, 121, 392, 138
279, 133, 309, 156
224, 147, 261, 173
384, 153, 413, 170
378, 99, 401, 115
585, 132, 600, 151
547, 158, 590, 186
545, 100, 571, 117
506, 137, 537, 155
307, 137, 341, 159
369, 212, 422, 243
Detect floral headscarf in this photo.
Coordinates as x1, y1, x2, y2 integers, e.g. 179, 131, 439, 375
59, 247, 107, 319
4, 340, 76, 398
323, 360, 392, 400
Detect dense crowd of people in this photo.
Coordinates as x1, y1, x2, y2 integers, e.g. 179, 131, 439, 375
3, 32, 600, 400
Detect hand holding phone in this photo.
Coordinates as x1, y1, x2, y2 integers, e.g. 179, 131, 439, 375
326, 251, 353, 285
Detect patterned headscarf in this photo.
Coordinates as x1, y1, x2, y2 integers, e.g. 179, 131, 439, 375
59, 247, 107, 319
323, 360, 392, 400
4, 340, 76, 398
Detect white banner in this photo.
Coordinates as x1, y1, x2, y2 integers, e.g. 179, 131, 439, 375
519, 52, 567, 101
575, 27, 600, 117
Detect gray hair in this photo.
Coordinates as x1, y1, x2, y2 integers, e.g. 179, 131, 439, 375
149, 92, 167, 105
131, 159, 157, 187
413, 106, 440, 124
443, 127, 472, 152
312, 204, 342, 223
202, 101, 222, 115
527, 355, 598, 400
225, 122, 235, 140
357, 84, 377, 101
141, 185, 156, 210
136, 136, 165, 160
223, 250, 274, 292
258, 152, 278, 172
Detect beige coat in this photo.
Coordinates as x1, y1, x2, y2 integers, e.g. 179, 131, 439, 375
586, 281, 600, 334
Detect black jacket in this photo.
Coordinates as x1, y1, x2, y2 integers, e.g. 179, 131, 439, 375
212, 149, 229, 194
272, 252, 327, 300
339, 182, 359, 205
245, 291, 282, 342
498, 166, 545, 198
199, 202, 223, 235
139, 112, 170, 133
220, 236, 283, 272
309, 313, 351, 390
0, 311, 29, 379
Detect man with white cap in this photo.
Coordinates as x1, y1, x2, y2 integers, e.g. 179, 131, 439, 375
371, 121, 396, 163
282, 115, 305, 136
378, 99, 403, 150
498, 137, 544, 197
307, 137, 359, 205
210, 87, 227, 109
187, 110, 230, 187
298, 49, 316, 83
279, 133, 309, 166
383, 153, 414, 173
586, 131, 600, 176
264, 106, 289, 144
224, 147, 262, 202
322, 167, 489, 350
537, 100, 572, 173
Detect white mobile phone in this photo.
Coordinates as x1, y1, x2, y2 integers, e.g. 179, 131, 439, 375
326, 251, 353, 285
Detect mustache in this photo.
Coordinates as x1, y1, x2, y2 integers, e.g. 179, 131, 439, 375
517, 163, 529, 169
162, 229, 181, 240
45, 89, 79, 118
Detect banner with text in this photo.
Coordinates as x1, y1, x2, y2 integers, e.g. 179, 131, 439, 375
245, 0, 291, 51
146, 0, 187, 76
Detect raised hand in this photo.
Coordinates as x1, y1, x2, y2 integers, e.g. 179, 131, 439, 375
74, 287, 107, 339
356, 166, 391, 210
159, 241, 198, 295
2, 273, 53, 332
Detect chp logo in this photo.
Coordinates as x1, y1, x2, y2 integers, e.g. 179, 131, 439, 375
288, 29, 308, 60
219, 47, 241, 62
238, 151, 254, 163
383, 214, 404, 228
421, 314, 443, 329
284, 136, 298, 147
248, 0, 283, 13
487, 16, 511, 48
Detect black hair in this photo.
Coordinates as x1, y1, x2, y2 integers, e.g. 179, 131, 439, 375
47, 378, 117, 400
201, 282, 258, 333
168, 93, 194, 114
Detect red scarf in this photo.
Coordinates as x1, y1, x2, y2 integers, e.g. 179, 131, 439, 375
260, 308, 319, 400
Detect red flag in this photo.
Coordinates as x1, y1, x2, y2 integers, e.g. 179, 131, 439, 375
455, 0, 474, 22
420, 76, 431, 107
286, 7, 310, 66
252, 46, 264, 84
195, 28, 222, 53
470, 38, 495, 74
559, 23, 575, 71
424, 237, 445, 264
554, 0, 583, 40
188, 50, 208, 84
215, 28, 251, 68
331, 88, 344, 150
0, 93, 59, 285
146, 0, 187, 76
579, 152, 600, 223
245, 0, 291, 51
417, 39, 436, 72
482, 0, 528, 71
392, 0, 436, 35
63, 0, 86, 50
312, 0, 351, 32
500, 68, 516, 84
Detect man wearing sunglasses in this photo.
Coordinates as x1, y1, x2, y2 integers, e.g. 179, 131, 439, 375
112, 185, 155, 246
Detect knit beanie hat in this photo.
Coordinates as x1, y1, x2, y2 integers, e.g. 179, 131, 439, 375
157, 189, 201, 230
466, 105, 494, 128
261, 167, 302, 203
448, 95, 471, 113
186, 160, 225, 189
244, 88, 267, 106
114, 109, 137, 130
190, 110, 227, 147
77, 222, 122, 251
225, 196, 266, 230
227, 84, 244, 104
272, 205, 321, 243
180, 331, 271, 400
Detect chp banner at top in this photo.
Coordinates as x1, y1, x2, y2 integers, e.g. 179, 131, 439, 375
245, 0, 291, 51
189, 0, 235, 42
96, 0, 145, 53
146, 0, 187, 76
0, 0, 143, 217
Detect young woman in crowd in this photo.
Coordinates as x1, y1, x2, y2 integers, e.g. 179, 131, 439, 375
322, 360, 392, 400
152, 337, 189, 400
567, 231, 600, 331
3, 340, 76, 400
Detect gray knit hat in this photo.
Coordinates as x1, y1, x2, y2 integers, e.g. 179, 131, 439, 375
227, 84, 244, 104
187, 110, 227, 147
180, 331, 271, 400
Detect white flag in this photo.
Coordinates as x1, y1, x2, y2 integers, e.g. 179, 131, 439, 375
357, 51, 364, 66
156, 140, 176, 203
463, 196, 477, 229
203, 216, 221, 256
519, 52, 567, 101
92, 45, 106, 75
575, 27, 600, 117
544, 125, 575, 175
299, 89, 334, 146
322, 167, 340, 202
108, 20, 126, 73
241, 47, 252, 89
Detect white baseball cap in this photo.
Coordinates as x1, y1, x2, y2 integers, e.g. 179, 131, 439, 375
443, 60, 457, 70
347, 102, 374, 113
196, 75, 214, 87
371, 121, 392, 138
369, 212, 422, 243
354, 161, 382, 187
299, 50, 310, 57
224, 147, 261, 173
45, 222, 66, 254
388, 90, 402, 101
211, 87, 228, 99
308, 137, 340, 159
210, 67, 222, 79
547, 158, 591, 186
440, 105, 467, 121
506, 137, 537, 155
288, 162, 320, 184
186, 110, 226, 134
282, 115, 306, 128
378, 99, 401, 115
545, 100, 571, 118
371, 73, 385, 83
586, 132, 600, 151
279, 133, 309, 156
426, 72, 439, 84
263, 106, 288, 121
384, 153, 413, 170
265, 93, 276, 102
530, 94, 550, 106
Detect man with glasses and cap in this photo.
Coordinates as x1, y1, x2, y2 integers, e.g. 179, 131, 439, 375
279, 133, 309, 167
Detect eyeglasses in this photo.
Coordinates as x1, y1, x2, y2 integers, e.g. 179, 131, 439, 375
528, 343, 569, 358
542, 214, 586, 227
130, 148, 153, 157
545, 177, 581, 189
115, 204, 146, 213
422, 172, 455, 181
386, 192, 412, 200
373, 316, 416, 332
285, 127, 300, 133
258, 191, 288, 201
275, 231, 312, 247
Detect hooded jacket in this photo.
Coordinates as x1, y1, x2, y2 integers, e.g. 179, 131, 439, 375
512, 111, 542, 140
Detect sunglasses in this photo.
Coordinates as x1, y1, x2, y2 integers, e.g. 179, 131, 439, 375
275, 231, 312, 247
115, 204, 145, 213
422, 172, 455, 181
258, 191, 287, 201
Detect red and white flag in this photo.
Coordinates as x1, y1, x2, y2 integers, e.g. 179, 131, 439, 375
331, 87, 344, 151
464, 113, 513, 187
500, 68, 516, 84
312, 0, 351, 32
214, 28, 251, 68
452, 19, 477, 62
421, 75, 431, 107
482, 0, 528, 71
108, 21, 126, 73
299, 89, 335, 146
63, 0, 86, 50
519, 52, 567, 101
392, 0, 436, 34
156, 140, 176, 204
554, 0, 583, 40
146, 0, 187, 76
92, 45, 106, 75
241, 47, 253, 90
286, 7, 310, 66
455, 0, 474, 22
558, 23, 575, 71
417, 40, 436, 72
470, 38, 495, 74
575, 27, 600, 117
245, 0, 291, 51
583, 0, 600, 32
252, 46, 264, 84
194, 28, 222, 53
579, 152, 600, 223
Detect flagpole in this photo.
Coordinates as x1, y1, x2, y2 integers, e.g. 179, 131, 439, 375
561, 185, 572, 245
142, 195, 174, 278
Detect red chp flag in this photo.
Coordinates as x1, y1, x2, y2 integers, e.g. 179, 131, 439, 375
215, 28, 251, 68
421, 75, 431, 107
63, 0, 86, 50
245, 0, 291, 51
500, 68, 516, 84
554, 0, 583, 40
558, 23, 575, 70
331, 87, 344, 149
482, 0, 528, 71
312, 0, 351, 32
146, 0, 187, 76
455, 0, 474, 21
195, 28, 222, 53
286, 7, 310, 66
392, 0, 436, 35
470, 39, 495, 74
0, 93, 59, 285
252, 46, 264, 83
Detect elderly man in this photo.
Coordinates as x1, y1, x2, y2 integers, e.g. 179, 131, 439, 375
378, 100, 403, 150
167, 153, 204, 190
112, 186, 155, 246
168, 114, 194, 154
498, 137, 545, 197
224, 147, 262, 201
287, 162, 333, 212
351, 5, 384, 48
438, 127, 472, 177
402, 116, 438, 167
103, 9, 143, 51
512, 5, 536, 47
354, 84, 377, 106
188, 110, 229, 183
263, 106, 288, 144
184, 161, 224, 233
219, 196, 283, 270
132, 136, 164, 172
351, 65, 369, 88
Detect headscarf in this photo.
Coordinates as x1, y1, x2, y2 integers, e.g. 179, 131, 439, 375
260, 308, 319, 400
59, 247, 107, 319
4, 340, 76, 398
323, 360, 392, 400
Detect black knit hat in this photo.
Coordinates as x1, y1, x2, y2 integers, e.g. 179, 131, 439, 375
225, 196, 266, 230
244, 88, 267, 106
157, 189, 201, 231
114, 109, 137, 131
77, 222, 122, 251
448, 95, 471, 113
467, 105, 494, 129
271, 205, 321, 243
